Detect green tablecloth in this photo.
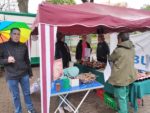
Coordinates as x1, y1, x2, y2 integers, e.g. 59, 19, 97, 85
130, 79, 150, 112
74, 63, 114, 94
75, 64, 150, 112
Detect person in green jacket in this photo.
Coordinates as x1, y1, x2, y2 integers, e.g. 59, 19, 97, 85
108, 32, 137, 113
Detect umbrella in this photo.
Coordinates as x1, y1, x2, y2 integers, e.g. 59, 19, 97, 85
0, 21, 31, 43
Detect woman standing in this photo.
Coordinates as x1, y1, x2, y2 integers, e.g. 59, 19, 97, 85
76, 35, 91, 62
55, 32, 72, 113
55, 32, 71, 68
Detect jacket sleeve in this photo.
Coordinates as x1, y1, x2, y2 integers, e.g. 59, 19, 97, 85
0, 44, 8, 65
67, 46, 71, 61
108, 48, 119, 63
87, 42, 92, 53
75, 42, 80, 60
55, 44, 62, 59
105, 43, 110, 55
24, 45, 33, 77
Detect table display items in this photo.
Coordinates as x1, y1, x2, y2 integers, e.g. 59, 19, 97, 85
62, 77, 71, 89
79, 59, 106, 69
63, 66, 80, 87
53, 66, 96, 92
77, 72, 96, 83
136, 70, 150, 82
54, 80, 63, 92
56, 83, 61, 92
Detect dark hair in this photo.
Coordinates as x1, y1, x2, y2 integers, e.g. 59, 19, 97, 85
56, 31, 64, 42
118, 32, 129, 42
10, 28, 20, 34
97, 27, 104, 34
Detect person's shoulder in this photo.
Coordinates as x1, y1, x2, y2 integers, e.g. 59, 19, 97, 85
19, 42, 26, 45
102, 41, 108, 45
64, 42, 68, 46
86, 41, 91, 47
19, 42, 27, 48
56, 41, 63, 46
0, 43, 3, 48
114, 47, 124, 56
78, 40, 82, 44
0, 41, 8, 48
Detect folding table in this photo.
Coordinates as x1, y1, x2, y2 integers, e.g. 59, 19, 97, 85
51, 81, 104, 113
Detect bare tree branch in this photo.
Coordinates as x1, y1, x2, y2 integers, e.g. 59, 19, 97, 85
17, 0, 28, 13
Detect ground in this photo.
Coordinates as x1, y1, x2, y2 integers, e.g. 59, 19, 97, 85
0, 67, 150, 113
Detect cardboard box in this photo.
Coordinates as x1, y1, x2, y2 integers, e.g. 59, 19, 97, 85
69, 78, 79, 87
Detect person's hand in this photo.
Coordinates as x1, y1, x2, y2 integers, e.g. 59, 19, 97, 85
8, 56, 15, 63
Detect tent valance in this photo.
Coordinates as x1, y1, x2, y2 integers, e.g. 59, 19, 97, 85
32, 2, 150, 35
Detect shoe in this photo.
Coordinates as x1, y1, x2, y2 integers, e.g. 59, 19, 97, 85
58, 107, 65, 113
28, 109, 37, 113
64, 106, 73, 112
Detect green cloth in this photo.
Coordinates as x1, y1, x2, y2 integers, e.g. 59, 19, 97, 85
74, 64, 150, 112
129, 79, 150, 112
114, 86, 129, 113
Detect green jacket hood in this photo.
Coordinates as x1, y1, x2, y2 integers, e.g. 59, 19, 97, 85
117, 40, 134, 49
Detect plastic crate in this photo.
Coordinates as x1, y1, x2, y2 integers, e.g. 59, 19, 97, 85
104, 92, 117, 111
96, 89, 104, 101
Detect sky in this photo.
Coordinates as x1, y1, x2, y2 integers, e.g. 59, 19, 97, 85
28, 0, 150, 13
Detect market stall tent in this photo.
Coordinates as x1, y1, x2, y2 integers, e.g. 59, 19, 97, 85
32, 2, 150, 113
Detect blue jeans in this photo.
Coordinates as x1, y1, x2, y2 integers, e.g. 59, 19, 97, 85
7, 75, 34, 113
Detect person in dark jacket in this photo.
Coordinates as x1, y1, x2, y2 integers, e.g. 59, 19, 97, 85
55, 32, 72, 113
76, 35, 91, 61
96, 34, 110, 63
55, 32, 71, 68
0, 28, 36, 113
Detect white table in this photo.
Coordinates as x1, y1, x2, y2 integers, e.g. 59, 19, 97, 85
51, 81, 104, 113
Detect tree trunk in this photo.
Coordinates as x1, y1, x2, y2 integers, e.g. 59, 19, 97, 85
90, 0, 94, 2
81, 0, 88, 3
81, 0, 94, 3
17, 0, 29, 13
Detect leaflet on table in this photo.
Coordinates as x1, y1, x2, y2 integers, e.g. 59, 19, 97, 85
53, 58, 63, 80
103, 60, 111, 82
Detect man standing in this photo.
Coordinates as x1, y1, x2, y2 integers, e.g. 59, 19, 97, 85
0, 28, 36, 113
108, 32, 137, 113
96, 34, 110, 63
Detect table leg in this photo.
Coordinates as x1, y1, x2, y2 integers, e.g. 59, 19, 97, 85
74, 89, 91, 113
142, 99, 144, 106
61, 95, 76, 110
54, 94, 69, 113
59, 95, 75, 112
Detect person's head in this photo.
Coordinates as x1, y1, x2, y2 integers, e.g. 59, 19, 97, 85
57, 32, 65, 42
10, 28, 20, 43
117, 32, 129, 44
98, 34, 105, 43
81, 35, 87, 42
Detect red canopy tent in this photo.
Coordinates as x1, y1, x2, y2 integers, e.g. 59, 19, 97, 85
32, 2, 150, 35
32, 2, 150, 113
